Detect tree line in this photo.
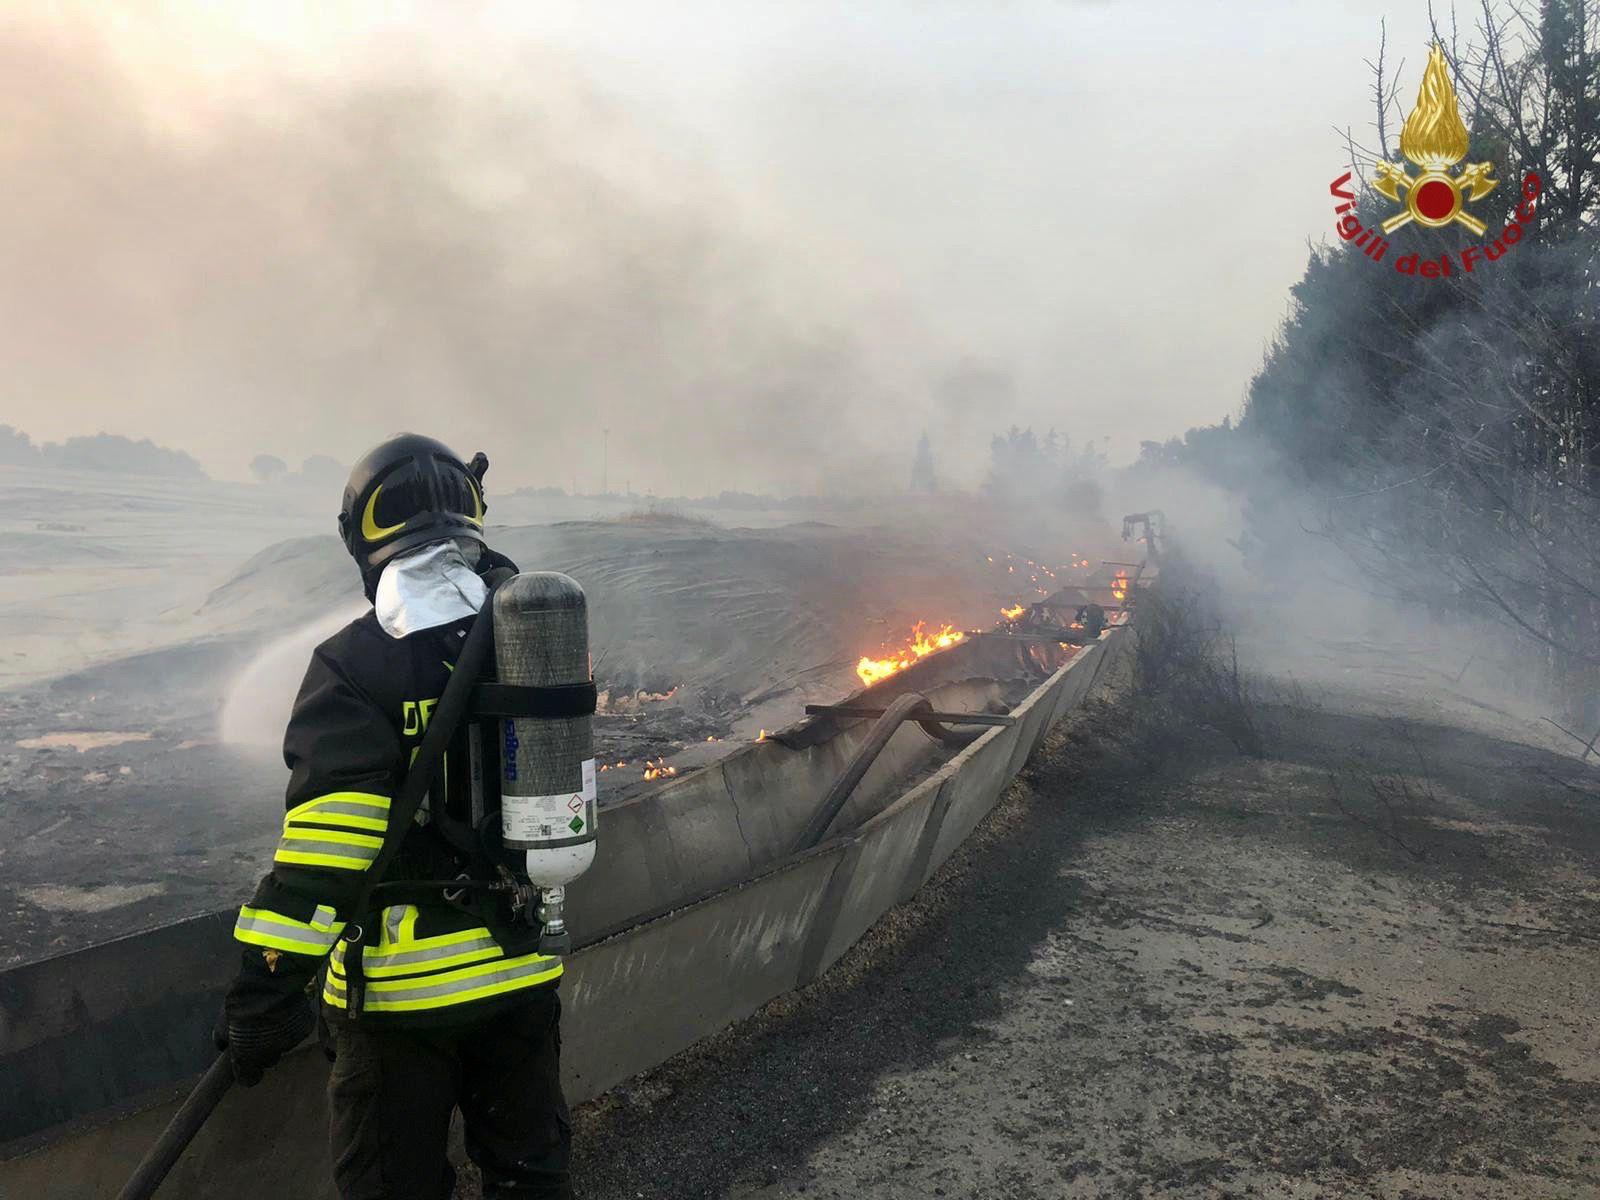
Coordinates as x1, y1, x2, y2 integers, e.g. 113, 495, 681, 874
1163, 1, 1599, 716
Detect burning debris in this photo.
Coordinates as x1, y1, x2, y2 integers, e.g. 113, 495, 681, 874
642, 758, 677, 781
1000, 604, 1026, 620
1112, 570, 1130, 603
596, 685, 679, 714
856, 621, 967, 686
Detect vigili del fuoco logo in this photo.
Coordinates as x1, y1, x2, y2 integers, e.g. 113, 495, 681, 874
1329, 43, 1542, 279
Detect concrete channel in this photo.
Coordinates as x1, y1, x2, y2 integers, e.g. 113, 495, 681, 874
0, 596, 1136, 1199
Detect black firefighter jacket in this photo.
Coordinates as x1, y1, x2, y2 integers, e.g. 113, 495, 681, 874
228, 559, 561, 1030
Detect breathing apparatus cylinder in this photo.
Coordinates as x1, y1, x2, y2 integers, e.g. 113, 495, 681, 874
493, 572, 596, 955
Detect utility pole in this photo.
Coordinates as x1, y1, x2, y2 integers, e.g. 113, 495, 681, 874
602, 427, 610, 497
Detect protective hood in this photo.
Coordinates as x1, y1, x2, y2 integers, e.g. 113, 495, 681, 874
374, 539, 487, 639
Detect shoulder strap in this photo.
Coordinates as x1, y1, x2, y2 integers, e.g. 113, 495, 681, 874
339, 573, 509, 1019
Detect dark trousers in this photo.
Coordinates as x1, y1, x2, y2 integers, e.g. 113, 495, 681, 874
327, 989, 572, 1200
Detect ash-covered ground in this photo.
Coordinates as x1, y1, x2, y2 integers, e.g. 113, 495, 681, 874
0, 466, 1110, 965
540, 651, 1600, 1200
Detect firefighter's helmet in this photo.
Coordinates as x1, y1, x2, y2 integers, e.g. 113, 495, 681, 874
338, 434, 488, 596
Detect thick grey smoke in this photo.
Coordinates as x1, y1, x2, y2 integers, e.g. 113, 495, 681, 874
0, 10, 925, 495
0, 2, 1452, 495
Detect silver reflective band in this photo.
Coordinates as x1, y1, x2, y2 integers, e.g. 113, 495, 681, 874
325, 955, 561, 1006
275, 835, 380, 864
234, 913, 341, 950
356, 956, 561, 1003
364, 936, 500, 971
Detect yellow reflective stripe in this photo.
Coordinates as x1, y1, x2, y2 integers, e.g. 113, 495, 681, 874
348, 933, 503, 979
286, 792, 390, 819
339, 950, 562, 990
276, 849, 371, 870
274, 826, 382, 871
288, 811, 388, 834
234, 904, 345, 955
329, 910, 490, 976
329, 922, 501, 967
284, 793, 391, 833
323, 953, 563, 1012
366, 945, 501, 978
237, 903, 341, 932
379, 904, 420, 947
381, 925, 495, 953
280, 827, 382, 849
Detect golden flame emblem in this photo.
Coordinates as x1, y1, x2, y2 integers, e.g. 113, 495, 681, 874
1373, 45, 1497, 236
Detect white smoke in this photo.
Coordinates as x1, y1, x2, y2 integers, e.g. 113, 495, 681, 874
219, 601, 368, 751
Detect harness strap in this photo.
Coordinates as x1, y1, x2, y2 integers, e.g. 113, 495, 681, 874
470, 681, 597, 720
343, 570, 512, 1021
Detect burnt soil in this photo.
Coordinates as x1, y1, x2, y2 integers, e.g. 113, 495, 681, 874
518, 689, 1600, 1199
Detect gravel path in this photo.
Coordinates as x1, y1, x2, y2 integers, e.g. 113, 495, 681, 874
548, 690, 1600, 1199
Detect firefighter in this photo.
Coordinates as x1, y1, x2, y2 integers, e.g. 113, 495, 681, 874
215, 434, 572, 1200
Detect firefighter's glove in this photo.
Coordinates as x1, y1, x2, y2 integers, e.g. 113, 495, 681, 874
213, 1005, 314, 1087
215, 947, 317, 1087
213, 999, 314, 1087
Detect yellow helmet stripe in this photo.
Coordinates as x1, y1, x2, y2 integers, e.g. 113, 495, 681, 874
361, 484, 408, 542
464, 479, 484, 528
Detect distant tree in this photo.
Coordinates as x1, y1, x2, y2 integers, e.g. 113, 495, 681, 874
39, 433, 205, 478
1061, 437, 1107, 510
1238, 1, 1600, 713
909, 432, 937, 492
0, 425, 38, 465
1134, 416, 1253, 486
249, 453, 288, 484
983, 426, 1043, 500
984, 425, 1106, 512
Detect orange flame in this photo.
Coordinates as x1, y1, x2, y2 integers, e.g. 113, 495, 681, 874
856, 621, 966, 686
1000, 603, 1025, 620
643, 758, 677, 781
1111, 569, 1129, 603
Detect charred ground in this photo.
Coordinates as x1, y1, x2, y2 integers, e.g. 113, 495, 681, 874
0, 482, 1095, 963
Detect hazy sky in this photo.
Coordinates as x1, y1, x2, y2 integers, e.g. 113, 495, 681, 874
0, 1, 1444, 493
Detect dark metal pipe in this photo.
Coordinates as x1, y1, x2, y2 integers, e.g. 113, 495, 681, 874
804, 704, 1014, 727
914, 718, 987, 748
113, 1055, 235, 1200
793, 693, 932, 854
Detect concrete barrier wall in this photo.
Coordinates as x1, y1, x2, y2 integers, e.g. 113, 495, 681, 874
0, 626, 1128, 1199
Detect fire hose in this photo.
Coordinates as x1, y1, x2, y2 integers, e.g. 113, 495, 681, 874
111, 1055, 236, 1200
